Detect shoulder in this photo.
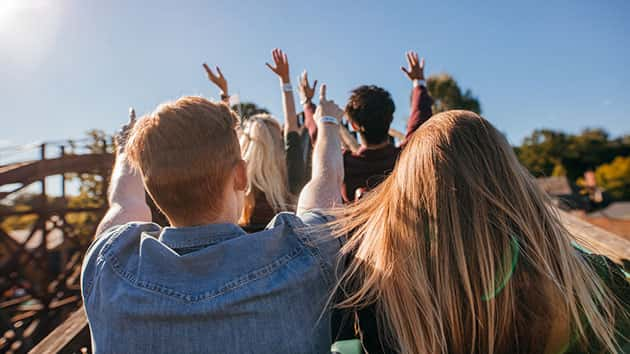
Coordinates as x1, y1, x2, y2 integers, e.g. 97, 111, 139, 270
267, 211, 343, 280
82, 222, 160, 296
267, 210, 335, 230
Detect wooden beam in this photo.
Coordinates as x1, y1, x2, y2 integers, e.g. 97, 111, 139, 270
28, 308, 88, 354
560, 210, 630, 263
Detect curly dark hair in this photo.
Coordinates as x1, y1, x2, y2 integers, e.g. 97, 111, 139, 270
345, 85, 396, 145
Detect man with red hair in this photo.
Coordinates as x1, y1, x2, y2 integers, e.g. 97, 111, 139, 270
81, 87, 345, 353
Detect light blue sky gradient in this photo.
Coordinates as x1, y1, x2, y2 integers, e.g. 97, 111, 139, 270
1, 0, 628, 151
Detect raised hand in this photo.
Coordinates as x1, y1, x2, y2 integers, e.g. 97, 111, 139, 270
314, 84, 344, 123
265, 48, 290, 83
203, 63, 228, 95
298, 70, 318, 104
401, 51, 425, 81
114, 107, 137, 153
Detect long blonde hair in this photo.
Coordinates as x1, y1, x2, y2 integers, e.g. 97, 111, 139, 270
332, 110, 622, 353
239, 114, 290, 224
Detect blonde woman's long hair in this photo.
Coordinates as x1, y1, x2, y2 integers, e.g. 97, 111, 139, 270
332, 110, 622, 353
239, 114, 290, 224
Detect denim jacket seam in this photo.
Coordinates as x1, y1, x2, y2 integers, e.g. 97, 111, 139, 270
104, 245, 305, 303
281, 216, 334, 286
82, 254, 107, 302
84, 223, 136, 300
162, 232, 240, 248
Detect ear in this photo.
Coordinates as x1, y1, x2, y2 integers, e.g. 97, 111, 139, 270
233, 160, 248, 191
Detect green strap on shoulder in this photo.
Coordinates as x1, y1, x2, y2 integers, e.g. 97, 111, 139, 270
331, 339, 362, 354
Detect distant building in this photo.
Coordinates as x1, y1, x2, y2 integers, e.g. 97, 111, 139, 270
536, 176, 586, 210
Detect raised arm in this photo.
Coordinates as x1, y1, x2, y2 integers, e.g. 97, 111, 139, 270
95, 109, 151, 236
400, 51, 433, 144
297, 85, 344, 214
203, 63, 230, 104
298, 70, 319, 145
266, 48, 299, 137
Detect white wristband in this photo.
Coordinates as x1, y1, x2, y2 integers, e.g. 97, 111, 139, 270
281, 83, 293, 92
318, 116, 339, 125
413, 79, 425, 87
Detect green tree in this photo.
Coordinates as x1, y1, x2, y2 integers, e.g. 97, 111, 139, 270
515, 130, 569, 177
594, 156, 630, 200
231, 102, 269, 121
426, 73, 481, 114
515, 129, 630, 181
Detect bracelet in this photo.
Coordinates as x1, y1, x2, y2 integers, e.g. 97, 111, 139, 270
281, 83, 293, 92
413, 79, 425, 87
318, 116, 339, 125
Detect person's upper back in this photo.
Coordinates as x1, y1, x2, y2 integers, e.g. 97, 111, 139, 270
342, 145, 400, 202
81, 211, 340, 354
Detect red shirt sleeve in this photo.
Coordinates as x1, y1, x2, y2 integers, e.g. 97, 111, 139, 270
303, 102, 318, 147
402, 85, 433, 147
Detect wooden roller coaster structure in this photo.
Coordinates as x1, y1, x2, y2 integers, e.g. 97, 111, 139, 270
0, 142, 113, 354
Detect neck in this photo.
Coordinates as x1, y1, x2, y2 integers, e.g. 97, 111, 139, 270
361, 140, 391, 150
169, 206, 240, 227
170, 215, 235, 227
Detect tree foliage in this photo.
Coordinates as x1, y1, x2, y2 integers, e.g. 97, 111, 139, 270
426, 73, 481, 114
594, 156, 630, 200
515, 128, 630, 182
231, 102, 269, 121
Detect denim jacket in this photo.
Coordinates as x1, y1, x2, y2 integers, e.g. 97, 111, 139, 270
81, 211, 341, 354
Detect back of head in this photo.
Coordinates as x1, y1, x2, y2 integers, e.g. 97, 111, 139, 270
126, 96, 241, 225
239, 114, 289, 222
345, 85, 395, 145
333, 110, 620, 353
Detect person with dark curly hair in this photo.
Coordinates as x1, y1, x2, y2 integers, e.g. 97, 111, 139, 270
300, 51, 434, 202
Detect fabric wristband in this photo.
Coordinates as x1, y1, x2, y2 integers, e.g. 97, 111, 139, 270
413, 79, 425, 87
281, 83, 293, 92
318, 116, 339, 125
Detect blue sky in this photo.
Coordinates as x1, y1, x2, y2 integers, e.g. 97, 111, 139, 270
1, 0, 628, 154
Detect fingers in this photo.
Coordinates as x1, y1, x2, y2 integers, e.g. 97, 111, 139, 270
203, 63, 217, 79
216, 66, 224, 78
319, 84, 327, 101
128, 107, 136, 123
401, 66, 411, 76
272, 48, 283, 64
419, 57, 425, 69
312, 79, 318, 91
265, 62, 276, 72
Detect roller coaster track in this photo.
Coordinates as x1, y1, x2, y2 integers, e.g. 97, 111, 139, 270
0, 142, 113, 354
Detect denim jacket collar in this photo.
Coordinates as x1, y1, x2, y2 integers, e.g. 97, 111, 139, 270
158, 223, 246, 249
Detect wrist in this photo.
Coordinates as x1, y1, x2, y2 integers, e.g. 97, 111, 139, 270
317, 116, 340, 126
280, 76, 290, 84
413, 79, 426, 87
281, 82, 293, 93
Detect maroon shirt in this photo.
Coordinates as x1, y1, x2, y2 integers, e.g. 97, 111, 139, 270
304, 84, 433, 202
